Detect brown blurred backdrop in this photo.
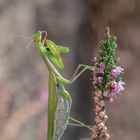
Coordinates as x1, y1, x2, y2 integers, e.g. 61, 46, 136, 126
0, 0, 139, 140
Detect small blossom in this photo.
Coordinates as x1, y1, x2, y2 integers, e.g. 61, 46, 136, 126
95, 116, 101, 120
99, 111, 105, 118
94, 97, 100, 104
94, 96, 99, 101
95, 90, 102, 97
93, 74, 97, 82
111, 66, 124, 77
117, 81, 125, 92
109, 97, 113, 102
98, 123, 105, 129
104, 115, 108, 121
104, 126, 107, 131
99, 68, 104, 73
99, 100, 105, 107
100, 62, 106, 69
92, 57, 97, 63
103, 91, 108, 97
104, 134, 110, 139
111, 81, 125, 96
97, 76, 103, 83
97, 62, 106, 73
95, 118, 102, 123
96, 105, 102, 111
110, 80, 117, 88
95, 62, 99, 67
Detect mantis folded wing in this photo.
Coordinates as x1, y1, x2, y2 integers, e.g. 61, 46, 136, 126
53, 82, 72, 140
32, 31, 92, 140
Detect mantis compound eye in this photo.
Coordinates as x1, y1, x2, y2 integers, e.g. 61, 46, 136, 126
46, 47, 50, 51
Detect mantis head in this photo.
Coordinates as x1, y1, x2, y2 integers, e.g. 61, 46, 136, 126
46, 40, 70, 69
32, 31, 42, 43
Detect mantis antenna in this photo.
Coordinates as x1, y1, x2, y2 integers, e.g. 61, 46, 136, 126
8, 33, 33, 54
25, 39, 34, 54
9, 34, 32, 39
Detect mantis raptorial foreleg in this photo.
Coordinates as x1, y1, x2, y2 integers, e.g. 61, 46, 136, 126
70, 64, 92, 83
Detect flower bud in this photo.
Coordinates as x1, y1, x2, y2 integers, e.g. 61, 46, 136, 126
94, 96, 99, 103
105, 134, 110, 139
99, 111, 105, 118
104, 126, 107, 131
109, 97, 113, 102
99, 100, 105, 107
95, 90, 102, 97
96, 105, 102, 111
103, 91, 108, 97
104, 115, 108, 121
98, 123, 105, 129
95, 118, 102, 123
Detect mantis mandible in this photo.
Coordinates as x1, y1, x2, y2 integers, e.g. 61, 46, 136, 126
32, 31, 92, 140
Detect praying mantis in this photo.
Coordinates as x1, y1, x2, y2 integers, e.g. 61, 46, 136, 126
32, 31, 93, 140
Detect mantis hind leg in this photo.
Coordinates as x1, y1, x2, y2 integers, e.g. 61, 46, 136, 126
58, 90, 92, 131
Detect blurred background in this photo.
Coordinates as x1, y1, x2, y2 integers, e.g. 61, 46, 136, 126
0, 0, 139, 140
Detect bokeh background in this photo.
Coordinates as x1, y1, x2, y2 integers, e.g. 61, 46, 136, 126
0, 0, 139, 140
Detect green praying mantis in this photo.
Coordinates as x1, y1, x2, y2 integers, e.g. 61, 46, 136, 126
32, 31, 93, 140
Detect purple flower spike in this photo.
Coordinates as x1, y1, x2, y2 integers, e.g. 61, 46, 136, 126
111, 66, 124, 77
91, 28, 125, 140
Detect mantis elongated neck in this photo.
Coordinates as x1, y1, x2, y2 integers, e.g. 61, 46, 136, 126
35, 42, 71, 84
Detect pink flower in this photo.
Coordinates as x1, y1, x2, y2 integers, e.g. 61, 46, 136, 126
97, 76, 103, 83
99, 68, 104, 73
97, 62, 106, 73
94, 96, 100, 104
99, 100, 105, 107
98, 123, 105, 129
104, 115, 108, 121
103, 91, 108, 97
96, 105, 102, 111
109, 97, 113, 102
95, 118, 102, 123
111, 81, 125, 96
99, 111, 105, 118
110, 80, 117, 88
111, 66, 124, 77
92, 57, 97, 63
105, 134, 110, 139
94, 96, 99, 101
99, 62, 106, 69
95, 90, 102, 97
